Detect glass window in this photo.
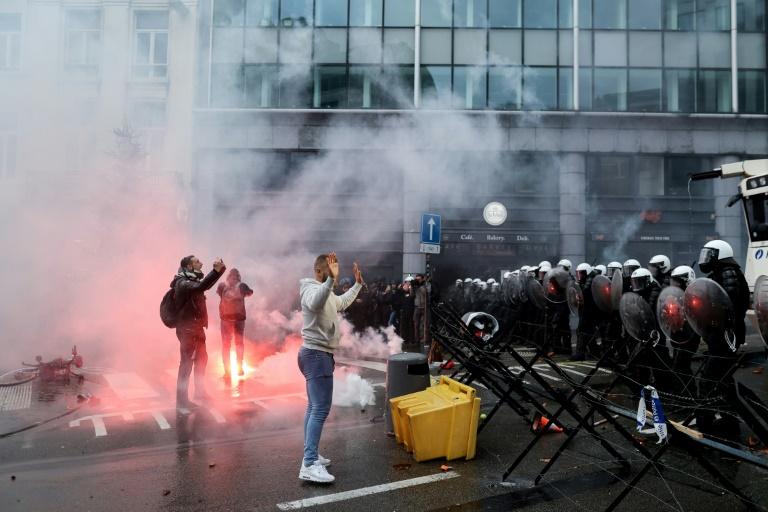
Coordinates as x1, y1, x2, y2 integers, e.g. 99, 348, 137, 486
379, 65, 414, 107
0, 14, 21, 71
579, 67, 592, 109
629, 32, 661, 67
594, 0, 626, 29
489, 0, 521, 28
559, 29, 573, 65
314, 65, 347, 107
628, 68, 661, 111
279, 65, 313, 106
628, 0, 660, 29
558, 0, 573, 28
523, 67, 557, 109
278, 28, 312, 62
698, 69, 731, 112
421, 65, 452, 107
489, 66, 522, 109
422, 0, 452, 27
134, 11, 169, 79
212, 28, 244, 63
739, 70, 767, 113
245, 64, 278, 106
455, 0, 487, 27
453, 66, 487, 109
666, 157, 712, 196
247, 0, 279, 26
664, 69, 696, 112
349, 28, 383, 62
383, 28, 415, 63
664, 32, 697, 67
698, 32, 730, 68
738, 0, 766, 31
211, 64, 245, 106
579, 30, 592, 66
589, 156, 633, 196
738, 33, 766, 69
559, 67, 573, 109
214, 0, 245, 26
280, 0, 312, 27
697, 0, 729, 31
454, 29, 486, 65
578, 0, 592, 28
489, 29, 522, 64
314, 28, 347, 63
65, 10, 102, 76
349, 65, 382, 107
421, 28, 451, 64
351, 0, 383, 26
524, 0, 556, 29
594, 31, 627, 67
636, 157, 664, 196
385, 0, 415, 26
594, 68, 627, 111
524, 30, 557, 66
316, 0, 348, 26
245, 28, 278, 62
664, 0, 695, 30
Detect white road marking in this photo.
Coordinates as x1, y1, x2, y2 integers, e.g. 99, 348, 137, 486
570, 362, 613, 374
508, 366, 562, 382
555, 365, 589, 377
103, 372, 159, 401
150, 411, 171, 430
70, 412, 135, 437
334, 357, 387, 373
276, 472, 460, 510
206, 407, 226, 423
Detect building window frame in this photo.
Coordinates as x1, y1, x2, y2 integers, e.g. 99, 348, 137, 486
64, 9, 102, 78
132, 10, 169, 80
0, 13, 22, 71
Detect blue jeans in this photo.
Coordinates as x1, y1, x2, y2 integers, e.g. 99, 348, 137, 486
297, 347, 334, 466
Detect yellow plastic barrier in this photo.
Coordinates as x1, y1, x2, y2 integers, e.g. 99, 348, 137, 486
389, 375, 481, 462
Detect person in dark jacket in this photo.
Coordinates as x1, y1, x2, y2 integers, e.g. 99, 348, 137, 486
216, 268, 253, 380
697, 240, 750, 440
572, 264, 598, 361
172, 255, 225, 413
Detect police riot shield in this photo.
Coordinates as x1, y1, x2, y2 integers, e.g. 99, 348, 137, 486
527, 278, 548, 310
753, 275, 768, 345
567, 283, 584, 316
506, 275, 523, 307
656, 286, 696, 346
611, 270, 624, 311
591, 274, 614, 313
683, 277, 734, 345
619, 292, 659, 344
517, 274, 529, 303
543, 268, 569, 304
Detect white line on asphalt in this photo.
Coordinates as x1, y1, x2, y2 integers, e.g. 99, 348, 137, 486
206, 407, 226, 423
275, 472, 461, 510
150, 411, 171, 430
570, 362, 613, 374
334, 357, 388, 372
556, 365, 588, 377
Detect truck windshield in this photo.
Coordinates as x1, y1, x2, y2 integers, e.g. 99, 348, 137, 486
744, 193, 768, 242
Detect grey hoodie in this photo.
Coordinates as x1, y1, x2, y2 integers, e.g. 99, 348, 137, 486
299, 277, 362, 353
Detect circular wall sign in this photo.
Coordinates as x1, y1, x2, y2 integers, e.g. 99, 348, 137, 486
483, 202, 507, 226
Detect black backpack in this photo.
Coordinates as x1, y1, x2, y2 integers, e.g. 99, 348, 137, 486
160, 287, 180, 328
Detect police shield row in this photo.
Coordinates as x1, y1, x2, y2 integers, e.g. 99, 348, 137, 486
444, 241, 750, 439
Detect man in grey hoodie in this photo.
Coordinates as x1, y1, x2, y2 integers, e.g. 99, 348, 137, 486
297, 252, 363, 484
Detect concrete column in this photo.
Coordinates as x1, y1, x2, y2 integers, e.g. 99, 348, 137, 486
713, 155, 746, 266
559, 153, 586, 264
402, 163, 429, 279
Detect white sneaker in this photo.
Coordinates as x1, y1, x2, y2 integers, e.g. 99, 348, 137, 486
317, 454, 331, 466
299, 461, 335, 483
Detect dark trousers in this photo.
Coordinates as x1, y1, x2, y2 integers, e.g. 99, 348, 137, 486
176, 326, 208, 404
221, 319, 245, 373
413, 307, 425, 344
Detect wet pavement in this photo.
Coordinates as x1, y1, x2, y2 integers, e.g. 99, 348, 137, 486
1, 345, 767, 511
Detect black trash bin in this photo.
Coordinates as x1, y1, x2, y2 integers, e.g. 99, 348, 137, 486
385, 352, 430, 433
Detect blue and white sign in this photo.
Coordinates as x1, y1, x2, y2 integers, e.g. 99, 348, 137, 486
420, 213, 441, 254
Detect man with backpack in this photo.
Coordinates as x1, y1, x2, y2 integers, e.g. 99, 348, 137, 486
167, 255, 225, 414
216, 268, 253, 380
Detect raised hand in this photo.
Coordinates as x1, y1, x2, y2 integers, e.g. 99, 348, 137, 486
353, 262, 364, 285
327, 252, 340, 280
213, 258, 225, 272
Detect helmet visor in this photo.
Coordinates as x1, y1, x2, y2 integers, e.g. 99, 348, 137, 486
631, 275, 650, 292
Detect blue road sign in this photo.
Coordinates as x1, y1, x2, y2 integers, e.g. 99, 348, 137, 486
421, 213, 441, 245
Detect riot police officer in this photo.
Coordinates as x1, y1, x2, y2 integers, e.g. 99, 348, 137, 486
572, 263, 599, 361
649, 255, 672, 288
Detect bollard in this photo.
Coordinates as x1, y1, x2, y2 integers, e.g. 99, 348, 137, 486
385, 352, 430, 433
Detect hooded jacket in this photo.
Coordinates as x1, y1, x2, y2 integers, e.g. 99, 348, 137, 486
171, 268, 224, 329
299, 277, 362, 353
217, 279, 254, 321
